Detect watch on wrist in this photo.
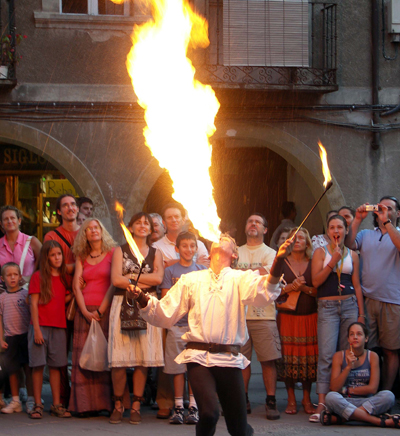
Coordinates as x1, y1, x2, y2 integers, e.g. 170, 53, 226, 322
383, 220, 391, 226
96, 309, 103, 319
129, 278, 135, 285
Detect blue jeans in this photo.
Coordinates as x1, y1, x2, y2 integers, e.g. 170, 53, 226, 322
326, 391, 395, 420
316, 296, 358, 394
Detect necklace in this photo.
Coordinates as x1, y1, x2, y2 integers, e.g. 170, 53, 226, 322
89, 251, 103, 259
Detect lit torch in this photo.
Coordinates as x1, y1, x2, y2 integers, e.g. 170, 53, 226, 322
291, 141, 333, 239
115, 202, 145, 286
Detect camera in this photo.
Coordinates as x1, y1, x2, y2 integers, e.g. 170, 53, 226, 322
365, 204, 380, 212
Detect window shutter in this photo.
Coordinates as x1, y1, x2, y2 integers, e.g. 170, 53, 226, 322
223, 0, 309, 67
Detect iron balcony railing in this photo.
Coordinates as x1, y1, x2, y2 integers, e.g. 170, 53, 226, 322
196, 1, 337, 91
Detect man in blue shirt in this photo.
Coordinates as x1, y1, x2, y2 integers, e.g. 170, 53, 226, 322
346, 196, 400, 391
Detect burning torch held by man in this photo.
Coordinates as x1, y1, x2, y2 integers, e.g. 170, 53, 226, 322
129, 234, 293, 436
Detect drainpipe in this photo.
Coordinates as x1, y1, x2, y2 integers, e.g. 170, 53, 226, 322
371, 0, 381, 150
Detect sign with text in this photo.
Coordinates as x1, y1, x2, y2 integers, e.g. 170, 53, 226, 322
45, 179, 78, 198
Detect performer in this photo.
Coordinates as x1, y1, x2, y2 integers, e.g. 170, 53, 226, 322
131, 234, 292, 436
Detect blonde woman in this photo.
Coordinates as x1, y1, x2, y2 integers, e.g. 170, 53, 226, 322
69, 218, 116, 416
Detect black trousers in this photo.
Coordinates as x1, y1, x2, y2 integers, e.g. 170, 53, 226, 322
187, 363, 253, 436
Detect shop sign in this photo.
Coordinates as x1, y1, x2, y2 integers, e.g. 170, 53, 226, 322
1, 145, 57, 170
44, 179, 78, 198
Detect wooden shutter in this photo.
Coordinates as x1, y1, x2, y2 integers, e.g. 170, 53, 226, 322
223, 0, 309, 67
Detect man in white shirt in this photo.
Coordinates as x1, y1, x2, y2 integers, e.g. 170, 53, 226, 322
237, 213, 280, 420
154, 202, 209, 267
132, 234, 292, 436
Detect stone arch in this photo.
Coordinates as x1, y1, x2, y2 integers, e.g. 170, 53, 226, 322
0, 120, 112, 230
213, 121, 345, 223
122, 120, 346, 224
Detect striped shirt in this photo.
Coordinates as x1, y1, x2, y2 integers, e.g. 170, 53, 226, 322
0, 288, 30, 336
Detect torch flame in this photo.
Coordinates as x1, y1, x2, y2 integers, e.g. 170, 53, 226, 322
122, 0, 221, 241
115, 202, 145, 264
318, 141, 332, 189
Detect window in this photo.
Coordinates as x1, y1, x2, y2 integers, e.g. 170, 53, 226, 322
61, 0, 132, 16
223, 0, 309, 67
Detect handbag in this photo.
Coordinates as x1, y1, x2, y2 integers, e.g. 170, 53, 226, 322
120, 291, 147, 331
66, 296, 77, 321
276, 259, 301, 312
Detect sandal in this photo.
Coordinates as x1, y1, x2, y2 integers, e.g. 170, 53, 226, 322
129, 395, 144, 425
29, 403, 44, 419
110, 396, 124, 424
320, 410, 343, 426
285, 401, 297, 414
50, 404, 71, 418
309, 403, 326, 423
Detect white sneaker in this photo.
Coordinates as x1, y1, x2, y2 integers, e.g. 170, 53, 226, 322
1, 400, 23, 414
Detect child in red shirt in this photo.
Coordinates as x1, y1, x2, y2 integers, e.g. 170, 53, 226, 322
28, 240, 72, 419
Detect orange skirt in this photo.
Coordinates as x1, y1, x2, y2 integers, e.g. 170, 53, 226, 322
276, 312, 318, 382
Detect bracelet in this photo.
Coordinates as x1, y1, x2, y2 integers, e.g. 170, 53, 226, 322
327, 264, 333, 270
383, 220, 391, 226
96, 309, 103, 318
359, 314, 366, 318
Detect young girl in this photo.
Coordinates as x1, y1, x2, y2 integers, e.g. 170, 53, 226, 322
322, 322, 397, 427
28, 240, 72, 419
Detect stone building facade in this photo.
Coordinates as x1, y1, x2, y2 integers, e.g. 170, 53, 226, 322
1, 0, 399, 243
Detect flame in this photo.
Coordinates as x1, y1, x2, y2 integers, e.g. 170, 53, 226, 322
115, 202, 145, 264
123, 0, 221, 241
318, 141, 332, 189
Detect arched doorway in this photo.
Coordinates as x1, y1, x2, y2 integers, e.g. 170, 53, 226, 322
0, 121, 112, 236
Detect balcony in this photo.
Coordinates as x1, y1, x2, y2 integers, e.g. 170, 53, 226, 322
196, 1, 337, 92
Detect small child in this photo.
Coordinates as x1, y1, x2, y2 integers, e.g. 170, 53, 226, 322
28, 240, 72, 419
160, 231, 207, 425
0, 262, 33, 414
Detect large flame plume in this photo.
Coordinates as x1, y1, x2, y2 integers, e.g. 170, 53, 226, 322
115, 201, 145, 264
123, 0, 221, 241
318, 141, 332, 189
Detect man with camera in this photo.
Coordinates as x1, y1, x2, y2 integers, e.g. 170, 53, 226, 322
345, 196, 400, 391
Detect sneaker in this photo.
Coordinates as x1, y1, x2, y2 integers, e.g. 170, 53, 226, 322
26, 400, 35, 415
19, 388, 28, 403
1, 400, 23, 414
265, 399, 280, 420
169, 406, 184, 424
185, 406, 199, 424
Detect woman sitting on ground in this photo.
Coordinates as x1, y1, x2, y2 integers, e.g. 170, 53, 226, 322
322, 322, 397, 427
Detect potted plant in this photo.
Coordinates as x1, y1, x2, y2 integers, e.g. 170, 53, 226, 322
1, 33, 27, 79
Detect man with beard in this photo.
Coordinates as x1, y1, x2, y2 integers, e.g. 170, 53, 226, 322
237, 213, 280, 419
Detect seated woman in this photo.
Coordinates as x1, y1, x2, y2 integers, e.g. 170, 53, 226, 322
322, 322, 397, 427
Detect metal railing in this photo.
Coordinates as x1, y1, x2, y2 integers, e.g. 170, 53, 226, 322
197, 1, 337, 90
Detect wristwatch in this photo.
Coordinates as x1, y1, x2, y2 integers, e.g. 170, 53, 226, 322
96, 309, 103, 319
383, 220, 391, 226
129, 278, 136, 285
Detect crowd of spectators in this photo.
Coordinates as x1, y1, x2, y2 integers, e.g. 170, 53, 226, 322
0, 194, 400, 432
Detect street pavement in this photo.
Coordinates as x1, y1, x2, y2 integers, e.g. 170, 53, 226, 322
1, 361, 399, 435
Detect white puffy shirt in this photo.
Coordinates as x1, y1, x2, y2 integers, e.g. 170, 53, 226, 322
140, 267, 280, 369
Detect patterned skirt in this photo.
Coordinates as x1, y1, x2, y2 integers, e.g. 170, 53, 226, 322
108, 295, 164, 368
69, 305, 113, 413
276, 312, 318, 383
